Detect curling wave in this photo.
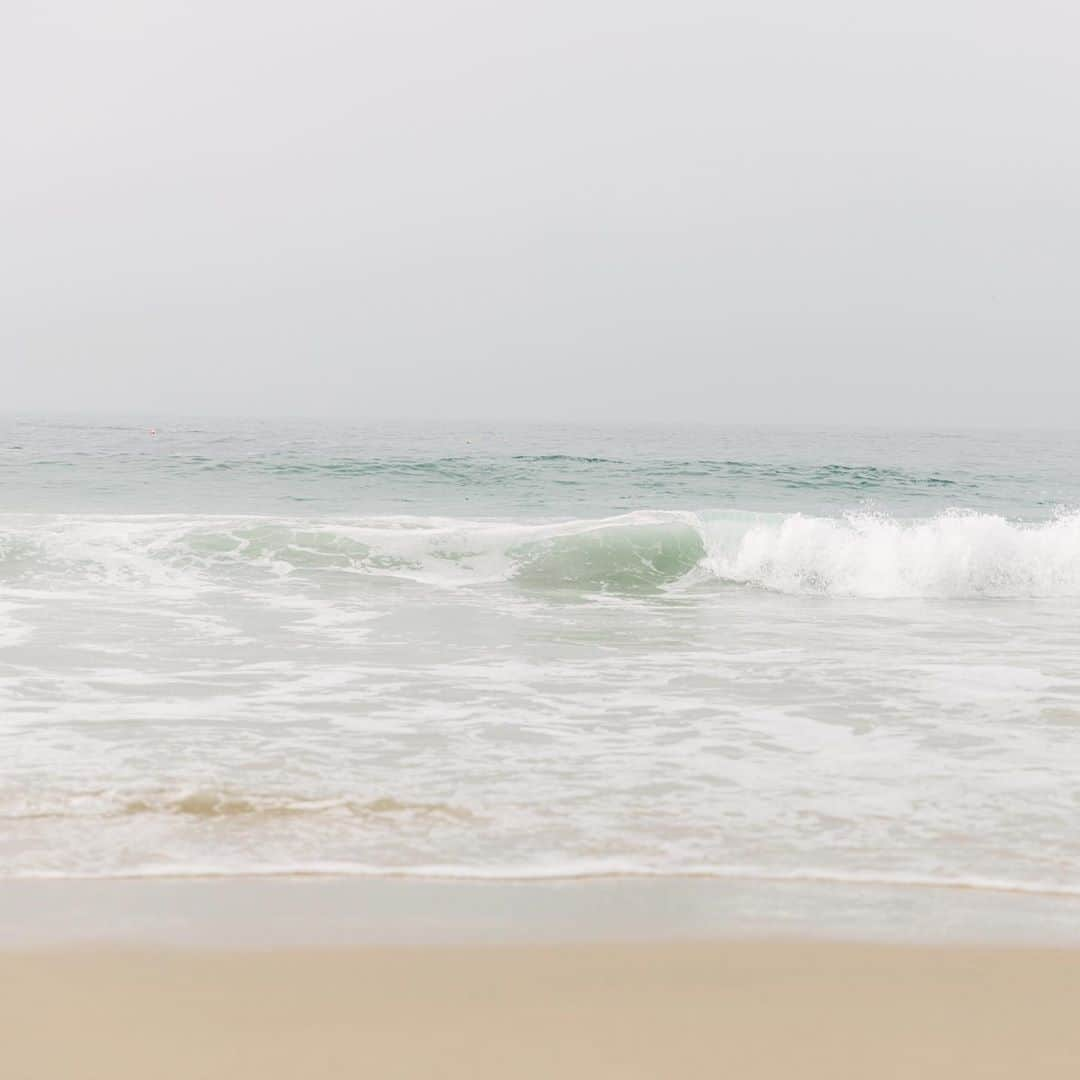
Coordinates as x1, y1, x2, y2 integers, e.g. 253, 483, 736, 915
2, 509, 1079, 598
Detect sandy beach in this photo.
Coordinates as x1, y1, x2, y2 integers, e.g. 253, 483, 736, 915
3, 941, 1080, 1079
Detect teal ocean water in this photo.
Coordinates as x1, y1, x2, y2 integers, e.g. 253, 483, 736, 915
3, 417, 1080, 892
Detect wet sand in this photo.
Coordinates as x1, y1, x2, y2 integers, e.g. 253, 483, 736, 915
5, 941, 1080, 1079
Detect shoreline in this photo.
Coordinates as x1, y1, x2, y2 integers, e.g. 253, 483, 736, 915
5, 874, 1080, 949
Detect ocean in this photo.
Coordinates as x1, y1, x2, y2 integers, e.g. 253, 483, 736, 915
3, 417, 1080, 895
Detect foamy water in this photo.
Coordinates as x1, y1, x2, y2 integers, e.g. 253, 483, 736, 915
3, 418, 1080, 894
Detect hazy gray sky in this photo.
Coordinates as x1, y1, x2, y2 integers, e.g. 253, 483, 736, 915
4, 1, 1078, 423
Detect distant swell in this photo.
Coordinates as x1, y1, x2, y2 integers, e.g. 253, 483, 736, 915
2, 508, 1079, 598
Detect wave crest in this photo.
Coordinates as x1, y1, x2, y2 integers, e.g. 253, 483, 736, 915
702, 510, 1080, 598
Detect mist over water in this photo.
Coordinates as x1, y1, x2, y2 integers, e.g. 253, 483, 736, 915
3, 417, 1080, 891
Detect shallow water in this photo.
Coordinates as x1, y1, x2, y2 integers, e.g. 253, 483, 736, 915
2, 417, 1080, 893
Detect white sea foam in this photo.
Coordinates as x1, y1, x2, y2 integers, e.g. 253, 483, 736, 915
4, 504, 1080, 892
0, 600, 31, 647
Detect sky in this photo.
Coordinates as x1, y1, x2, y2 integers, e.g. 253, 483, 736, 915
3, 0, 1079, 424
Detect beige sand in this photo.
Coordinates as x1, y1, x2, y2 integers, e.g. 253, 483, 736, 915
4, 942, 1080, 1078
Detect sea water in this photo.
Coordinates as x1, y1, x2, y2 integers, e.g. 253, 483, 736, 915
2, 417, 1080, 894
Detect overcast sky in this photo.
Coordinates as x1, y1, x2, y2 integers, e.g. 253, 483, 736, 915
3, 1, 1078, 423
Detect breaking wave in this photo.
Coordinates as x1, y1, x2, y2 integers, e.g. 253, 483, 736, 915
700, 509, 1080, 598
1, 509, 1079, 598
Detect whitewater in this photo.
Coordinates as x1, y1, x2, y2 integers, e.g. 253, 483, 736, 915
3, 418, 1080, 894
